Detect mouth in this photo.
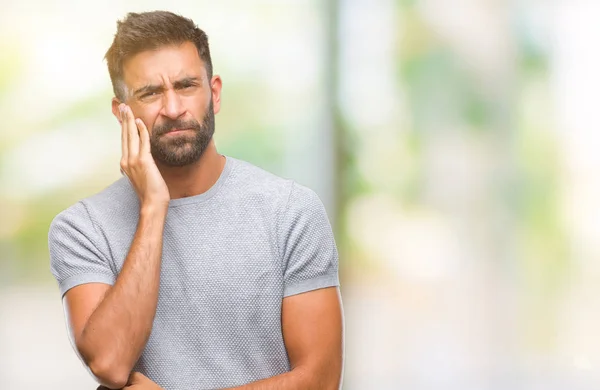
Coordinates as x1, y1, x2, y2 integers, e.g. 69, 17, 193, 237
164, 128, 194, 135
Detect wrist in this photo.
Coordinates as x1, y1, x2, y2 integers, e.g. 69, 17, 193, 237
140, 202, 169, 217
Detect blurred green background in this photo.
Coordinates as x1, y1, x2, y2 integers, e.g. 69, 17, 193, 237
2, 0, 599, 389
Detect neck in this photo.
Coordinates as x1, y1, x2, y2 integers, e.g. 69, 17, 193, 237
155, 139, 226, 200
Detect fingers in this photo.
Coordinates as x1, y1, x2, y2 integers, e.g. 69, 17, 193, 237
119, 104, 148, 177
120, 105, 128, 162
123, 105, 140, 159
135, 118, 151, 155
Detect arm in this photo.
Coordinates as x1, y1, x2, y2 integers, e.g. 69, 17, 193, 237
225, 287, 344, 390
65, 104, 170, 389
67, 205, 167, 389
111, 287, 344, 390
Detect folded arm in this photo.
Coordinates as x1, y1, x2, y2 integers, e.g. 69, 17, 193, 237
224, 286, 344, 390
65, 205, 167, 389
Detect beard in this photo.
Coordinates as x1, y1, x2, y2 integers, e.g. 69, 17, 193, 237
149, 100, 215, 167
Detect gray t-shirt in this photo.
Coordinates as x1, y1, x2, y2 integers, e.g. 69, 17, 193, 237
48, 156, 340, 390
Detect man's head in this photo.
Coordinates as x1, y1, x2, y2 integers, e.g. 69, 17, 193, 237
105, 11, 221, 167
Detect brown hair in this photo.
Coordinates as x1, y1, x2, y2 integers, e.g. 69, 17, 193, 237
104, 10, 213, 101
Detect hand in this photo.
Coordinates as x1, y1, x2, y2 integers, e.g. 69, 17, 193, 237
96, 372, 163, 390
119, 104, 170, 208
124, 372, 164, 389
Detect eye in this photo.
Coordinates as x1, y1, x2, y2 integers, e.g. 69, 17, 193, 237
180, 81, 199, 90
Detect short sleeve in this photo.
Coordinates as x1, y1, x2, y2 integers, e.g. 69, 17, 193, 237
48, 201, 115, 297
279, 182, 340, 297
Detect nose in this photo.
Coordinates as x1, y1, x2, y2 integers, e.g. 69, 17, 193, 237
162, 89, 186, 120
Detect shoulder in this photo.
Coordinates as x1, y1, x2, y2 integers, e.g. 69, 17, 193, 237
226, 156, 295, 204
228, 156, 325, 211
286, 180, 323, 209
84, 176, 138, 213
225, 157, 329, 226
228, 157, 291, 190
49, 177, 137, 234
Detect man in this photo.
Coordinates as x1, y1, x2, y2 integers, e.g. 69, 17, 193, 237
48, 10, 343, 390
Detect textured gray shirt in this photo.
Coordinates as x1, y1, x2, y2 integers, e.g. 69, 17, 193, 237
48, 156, 340, 390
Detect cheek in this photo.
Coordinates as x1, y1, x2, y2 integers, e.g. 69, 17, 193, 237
136, 108, 161, 132
185, 93, 208, 107
183, 95, 210, 119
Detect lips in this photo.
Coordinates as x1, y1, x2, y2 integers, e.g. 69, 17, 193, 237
164, 128, 193, 135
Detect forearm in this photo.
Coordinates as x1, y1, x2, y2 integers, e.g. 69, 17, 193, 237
78, 204, 167, 386
225, 366, 338, 390
224, 368, 306, 390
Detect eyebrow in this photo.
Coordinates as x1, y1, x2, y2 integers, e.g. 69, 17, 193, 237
133, 76, 202, 97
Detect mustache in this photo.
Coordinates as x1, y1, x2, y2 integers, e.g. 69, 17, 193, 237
152, 119, 202, 137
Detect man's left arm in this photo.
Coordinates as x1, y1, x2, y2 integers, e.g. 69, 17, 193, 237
222, 182, 345, 389
226, 286, 344, 390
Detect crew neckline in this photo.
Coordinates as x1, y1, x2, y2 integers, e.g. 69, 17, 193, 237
166, 155, 235, 207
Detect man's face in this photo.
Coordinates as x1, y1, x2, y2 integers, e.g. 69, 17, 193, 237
116, 41, 221, 166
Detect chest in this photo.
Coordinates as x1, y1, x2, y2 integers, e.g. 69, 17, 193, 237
108, 203, 284, 311
159, 221, 283, 301
152, 223, 285, 343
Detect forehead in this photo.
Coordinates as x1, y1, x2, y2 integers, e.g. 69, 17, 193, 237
122, 41, 206, 87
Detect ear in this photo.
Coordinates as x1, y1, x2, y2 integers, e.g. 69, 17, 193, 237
111, 97, 123, 124
210, 75, 223, 115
